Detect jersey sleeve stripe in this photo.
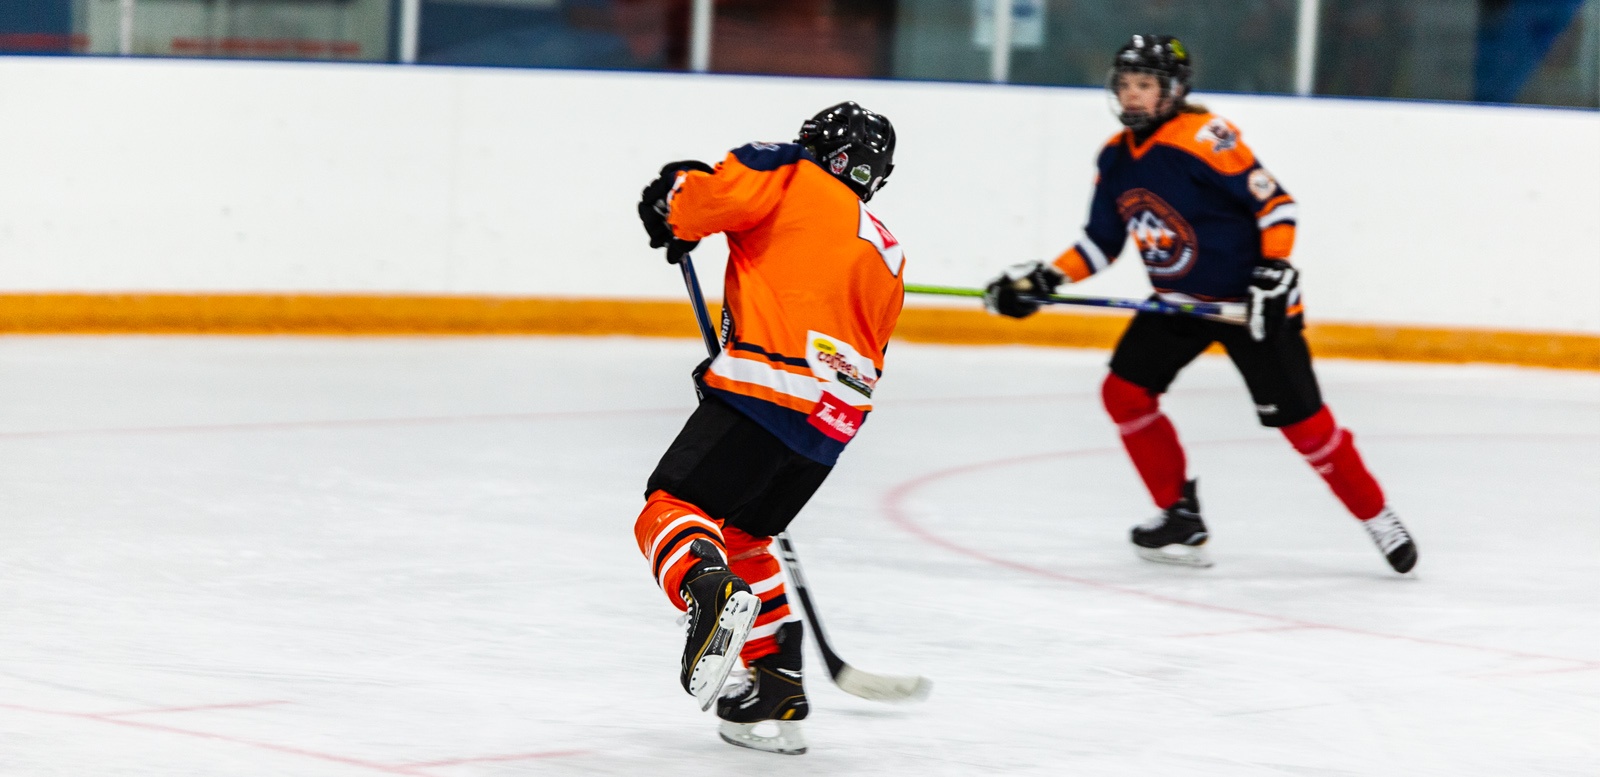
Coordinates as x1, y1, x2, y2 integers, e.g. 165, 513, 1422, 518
1255, 194, 1294, 218
1052, 247, 1094, 282
1258, 203, 1299, 229
1076, 237, 1110, 272
1261, 223, 1296, 260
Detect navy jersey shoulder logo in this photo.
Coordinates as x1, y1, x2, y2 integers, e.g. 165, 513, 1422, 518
1194, 118, 1238, 153
1116, 188, 1198, 280
732, 142, 809, 171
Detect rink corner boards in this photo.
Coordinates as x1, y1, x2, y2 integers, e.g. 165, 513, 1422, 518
1, 292, 1596, 372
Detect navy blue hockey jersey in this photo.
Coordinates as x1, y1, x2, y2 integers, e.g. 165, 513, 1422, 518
1052, 111, 1300, 311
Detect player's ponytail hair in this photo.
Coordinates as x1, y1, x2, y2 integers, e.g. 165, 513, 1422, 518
1178, 102, 1209, 114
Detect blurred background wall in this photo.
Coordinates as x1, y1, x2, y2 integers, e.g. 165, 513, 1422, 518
0, 56, 1594, 334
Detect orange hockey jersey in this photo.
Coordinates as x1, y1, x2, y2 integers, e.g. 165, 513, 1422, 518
667, 142, 905, 465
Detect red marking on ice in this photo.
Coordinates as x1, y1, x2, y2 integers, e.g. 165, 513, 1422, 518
881, 432, 1600, 671
0, 406, 693, 441
399, 749, 591, 768
0, 702, 431, 775
1470, 662, 1600, 679
100, 700, 290, 717
1171, 625, 1324, 639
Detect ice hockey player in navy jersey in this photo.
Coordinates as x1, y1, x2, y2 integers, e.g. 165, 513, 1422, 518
985, 35, 1417, 573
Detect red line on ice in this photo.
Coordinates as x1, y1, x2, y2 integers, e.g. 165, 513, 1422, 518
398, 749, 591, 768
99, 700, 291, 717
881, 432, 1600, 669
0, 702, 432, 775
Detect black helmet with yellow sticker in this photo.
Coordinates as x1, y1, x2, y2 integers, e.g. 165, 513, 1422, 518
1108, 34, 1193, 131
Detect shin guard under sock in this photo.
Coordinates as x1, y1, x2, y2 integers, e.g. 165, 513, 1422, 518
723, 526, 797, 664
1102, 373, 1188, 509
1281, 407, 1386, 520
636, 490, 726, 610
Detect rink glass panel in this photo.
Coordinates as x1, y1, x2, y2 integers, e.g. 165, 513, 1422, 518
0, 1, 1592, 107
416, 0, 690, 71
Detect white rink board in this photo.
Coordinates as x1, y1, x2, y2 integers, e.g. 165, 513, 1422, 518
1, 336, 1596, 775
0, 57, 1597, 332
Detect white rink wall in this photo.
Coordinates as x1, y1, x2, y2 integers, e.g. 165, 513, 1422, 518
0, 56, 1596, 333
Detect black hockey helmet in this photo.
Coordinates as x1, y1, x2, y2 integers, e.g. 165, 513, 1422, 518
1108, 34, 1192, 130
796, 101, 896, 202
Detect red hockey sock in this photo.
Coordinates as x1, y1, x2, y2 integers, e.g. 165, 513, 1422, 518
723, 526, 795, 664
635, 490, 726, 611
1102, 373, 1187, 509
1280, 407, 1386, 520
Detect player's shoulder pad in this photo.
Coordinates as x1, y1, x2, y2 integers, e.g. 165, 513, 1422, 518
1157, 113, 1255, 175
730, 142, 811, 172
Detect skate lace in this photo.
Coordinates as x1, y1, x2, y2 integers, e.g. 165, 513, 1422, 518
1364, 510, 1411, 554
720, 666, 753, 700
1136, 512, 1168, 532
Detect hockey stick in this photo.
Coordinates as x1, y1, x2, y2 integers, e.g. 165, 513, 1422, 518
904, 283, 1248, 324
675, 251, 932, 704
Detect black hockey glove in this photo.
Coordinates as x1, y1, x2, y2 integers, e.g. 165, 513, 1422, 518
984, 261, 1065, 319
690, 357, 712, 402
638, 160, 714, 263
1246, 259, 1299, 342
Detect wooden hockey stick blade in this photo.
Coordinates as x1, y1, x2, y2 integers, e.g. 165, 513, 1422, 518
833, 664, 933, 703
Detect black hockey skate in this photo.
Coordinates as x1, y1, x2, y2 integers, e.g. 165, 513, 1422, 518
718, 621, 808, 755
679, 540, 760, 711
1131, 479, 1213, 568
1362, 507, 1418, 574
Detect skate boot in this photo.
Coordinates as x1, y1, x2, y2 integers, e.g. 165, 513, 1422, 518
1362, 507, 1418, 574
717, 621, 808, 755
679, 540, 760, 711
1131, 479, 1213, 568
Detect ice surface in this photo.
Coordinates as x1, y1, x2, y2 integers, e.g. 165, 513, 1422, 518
1, 336, 1596, 776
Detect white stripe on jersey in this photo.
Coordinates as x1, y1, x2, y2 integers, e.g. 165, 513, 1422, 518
1258, 203, 1299, 229
707, 353, 823, 406
1076, 237, 1110, 272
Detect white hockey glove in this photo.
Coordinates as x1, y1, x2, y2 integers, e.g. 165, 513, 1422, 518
984, 262, 1065, 319
1246, 259, 1298, 342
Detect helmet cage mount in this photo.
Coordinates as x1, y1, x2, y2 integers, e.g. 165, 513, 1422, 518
1107, 67, 1186, 131
797, 101, 896, 203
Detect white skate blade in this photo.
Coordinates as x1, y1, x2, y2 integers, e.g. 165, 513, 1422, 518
719, 720, 807, 755
689, 591, 760, 711
1136, 544, 1214, 568
835, 665, 933, 704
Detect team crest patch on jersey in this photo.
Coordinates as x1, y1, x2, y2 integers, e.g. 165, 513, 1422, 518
1117, 188, 1199, 280
830, 152, 849, 175
1195, 118, 1238, 153
1248, 168, 1278, 201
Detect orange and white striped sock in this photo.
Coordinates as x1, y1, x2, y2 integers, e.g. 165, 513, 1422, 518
634, 490, 726, 611
724, 526, 800, 664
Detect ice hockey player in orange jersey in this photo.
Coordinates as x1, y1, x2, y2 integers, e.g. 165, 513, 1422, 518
985, 35, 1418, 574
633, 102, 904, 754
